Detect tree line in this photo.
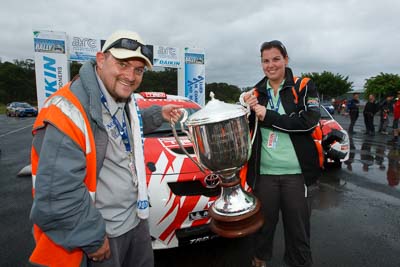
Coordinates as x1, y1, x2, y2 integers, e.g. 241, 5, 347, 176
1, 59, 399, 106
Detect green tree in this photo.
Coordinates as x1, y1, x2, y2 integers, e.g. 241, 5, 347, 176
301, 71, 353, 101
139, 68, 177, 95
205, 82, 241, 103
0, 60, 36, 104
364, 73, 400, 98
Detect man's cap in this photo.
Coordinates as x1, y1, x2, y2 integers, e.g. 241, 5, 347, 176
102, 30, 152, 70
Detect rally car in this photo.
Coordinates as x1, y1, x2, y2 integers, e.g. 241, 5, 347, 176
135, 92, 220, 249
138, 93, 350, 249
320, 105, 350, 167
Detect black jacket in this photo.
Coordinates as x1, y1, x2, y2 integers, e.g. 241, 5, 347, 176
246, 68, 321, 187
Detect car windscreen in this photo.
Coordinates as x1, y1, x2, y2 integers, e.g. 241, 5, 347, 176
320, 105, 333, 119
144, 107, 200, 137
16, 103, 31, 108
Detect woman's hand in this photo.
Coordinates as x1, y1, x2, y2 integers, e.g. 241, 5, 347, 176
253, 104, 266, 121
243, 90, 258, 109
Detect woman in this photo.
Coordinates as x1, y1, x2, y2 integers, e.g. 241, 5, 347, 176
240, 40, 321, 267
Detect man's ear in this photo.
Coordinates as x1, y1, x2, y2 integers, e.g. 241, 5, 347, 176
96, 52, 106, 69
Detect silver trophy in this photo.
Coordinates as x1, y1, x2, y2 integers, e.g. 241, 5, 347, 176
171, 92, 263, 238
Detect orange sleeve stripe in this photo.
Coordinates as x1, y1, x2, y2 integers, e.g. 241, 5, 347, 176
299, 78, 310, 92
43, 105, 87, 150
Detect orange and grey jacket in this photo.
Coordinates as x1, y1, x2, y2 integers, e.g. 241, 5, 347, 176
29, 60, 164, 267
30, 83, 100, 267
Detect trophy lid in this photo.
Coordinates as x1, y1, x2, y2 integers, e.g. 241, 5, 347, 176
186, 92, 247, 126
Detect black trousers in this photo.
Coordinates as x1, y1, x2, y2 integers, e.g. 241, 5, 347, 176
348, 112, 358, 134
253, 174, 312, 267
364, 113, 375, 134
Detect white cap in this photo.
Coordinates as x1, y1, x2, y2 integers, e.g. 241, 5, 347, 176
102, 30, 152, 69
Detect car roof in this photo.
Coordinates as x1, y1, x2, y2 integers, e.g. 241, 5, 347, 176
134, 92, 201, 109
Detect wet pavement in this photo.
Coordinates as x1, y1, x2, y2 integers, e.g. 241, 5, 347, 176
1, 113, 400, 267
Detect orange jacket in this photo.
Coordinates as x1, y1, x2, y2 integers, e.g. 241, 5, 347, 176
30, 84, 97, 267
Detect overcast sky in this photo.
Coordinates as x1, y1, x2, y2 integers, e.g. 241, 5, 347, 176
1, 0, 399, 89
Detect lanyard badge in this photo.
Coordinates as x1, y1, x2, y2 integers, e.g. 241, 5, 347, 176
266, 88, 281, 112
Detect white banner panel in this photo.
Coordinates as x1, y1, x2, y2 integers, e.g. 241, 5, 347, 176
184, 48, 205, 106
153, 45, 181, 68
69, 36, 101, 62
33, 30, 69, 109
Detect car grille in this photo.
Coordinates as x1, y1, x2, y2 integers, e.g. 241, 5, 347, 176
175, 224, 218, 246
168, 180, 220, 197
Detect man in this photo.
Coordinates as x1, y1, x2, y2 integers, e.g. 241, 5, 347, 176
389, 91, 400, 143
29, 30, 182, 267
363, 94, 378, 136
378, 94, 394, 134
347, 93, 360, 134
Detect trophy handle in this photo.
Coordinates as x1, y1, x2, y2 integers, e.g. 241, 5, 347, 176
239, 92, 258, 146
170, 109, 207, 173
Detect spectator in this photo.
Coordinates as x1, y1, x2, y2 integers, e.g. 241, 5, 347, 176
389, 91, 400, 143
363, 94, 378, 136
378, 94, 394, 134
347, 93, 360, 134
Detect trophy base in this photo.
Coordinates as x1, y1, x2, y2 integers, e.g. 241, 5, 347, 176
208, 199, 264, 238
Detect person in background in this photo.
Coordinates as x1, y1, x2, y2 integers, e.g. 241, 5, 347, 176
347, 93, 360, 134
29, 30, 182, 267
378, 94, 394, 134
389, 91, 400, 143
363, 94, 378, 136
240, 40, 321, 267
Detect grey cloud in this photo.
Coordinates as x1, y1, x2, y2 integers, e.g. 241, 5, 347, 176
1, 0, 399, 89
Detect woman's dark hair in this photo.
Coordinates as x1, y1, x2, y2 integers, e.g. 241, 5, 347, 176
260, 40, 288, 58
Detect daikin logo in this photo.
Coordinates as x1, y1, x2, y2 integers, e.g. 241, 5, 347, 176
43, 56, 62, 97
158, 59, 180, 66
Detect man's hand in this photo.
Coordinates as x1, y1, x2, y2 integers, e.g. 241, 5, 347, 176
162, 104, 183, 124
88, 236, 111, 262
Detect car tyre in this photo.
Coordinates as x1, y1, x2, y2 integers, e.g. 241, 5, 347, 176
325, 161, 342, 169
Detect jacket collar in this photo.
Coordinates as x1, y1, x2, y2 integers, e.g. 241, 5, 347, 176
78, 60, 104, 127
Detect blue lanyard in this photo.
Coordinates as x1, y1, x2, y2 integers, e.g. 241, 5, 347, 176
266, 88, 281, 112
132, 94, 144, 149
99, 90, 132, 153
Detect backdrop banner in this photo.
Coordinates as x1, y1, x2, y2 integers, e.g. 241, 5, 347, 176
69, 36, 101, 62
33, 30, 69, 109
182, 48, 205, 106
153, 45, 180, 68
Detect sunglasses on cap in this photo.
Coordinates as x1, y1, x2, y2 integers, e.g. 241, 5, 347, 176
260, 40, 287, 56
103, 38, 153, 61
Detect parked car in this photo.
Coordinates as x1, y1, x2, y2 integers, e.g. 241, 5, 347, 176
6, 102, 38, 117
321, 101, 335, 115
135, 92, 220, 249
320, 105, 350, 167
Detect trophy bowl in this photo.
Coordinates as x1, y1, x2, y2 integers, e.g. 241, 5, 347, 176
171, 92, 264, 238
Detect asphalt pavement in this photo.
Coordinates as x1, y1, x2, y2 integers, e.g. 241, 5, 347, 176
0, 113, 399, 267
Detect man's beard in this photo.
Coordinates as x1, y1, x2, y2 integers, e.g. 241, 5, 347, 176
114, 95, 132, 103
